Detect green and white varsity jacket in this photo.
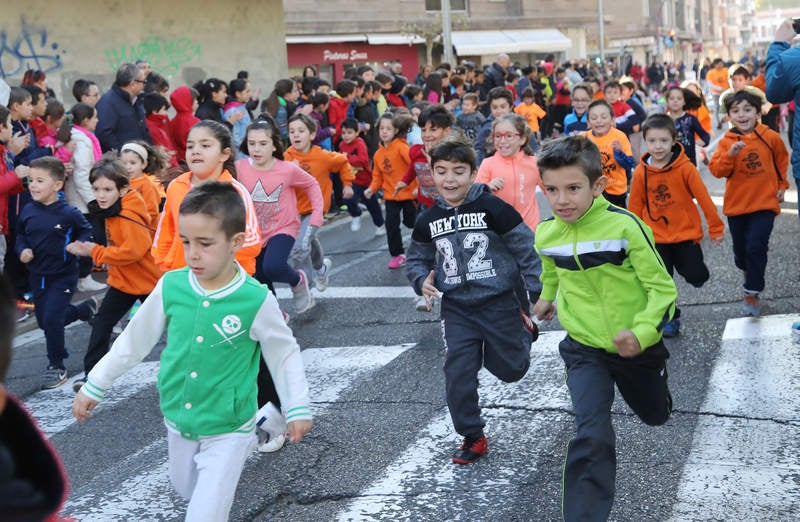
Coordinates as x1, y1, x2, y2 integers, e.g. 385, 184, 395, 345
82, 264, 311, 440
534, 196, 677, 353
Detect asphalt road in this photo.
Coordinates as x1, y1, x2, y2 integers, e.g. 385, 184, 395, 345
7, 131, 800, 521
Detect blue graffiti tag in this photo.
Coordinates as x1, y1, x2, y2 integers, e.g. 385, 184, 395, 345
0, 17, 64, 79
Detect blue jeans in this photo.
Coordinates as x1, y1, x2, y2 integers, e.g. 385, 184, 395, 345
344, 184, 384, 227
727, 210, 775, 293
255, 234, 300, 287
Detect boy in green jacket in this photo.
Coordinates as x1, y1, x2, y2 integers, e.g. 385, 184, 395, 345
533, 136, 677, 522
73, 182, 312, 520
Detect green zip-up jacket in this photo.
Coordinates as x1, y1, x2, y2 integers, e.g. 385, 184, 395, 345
534, 196, 676, 353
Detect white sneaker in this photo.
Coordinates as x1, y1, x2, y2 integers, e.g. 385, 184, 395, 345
350, 216, 362, 232
78, 275, 107, 292
291, 269, 314, 313
315, 258, 332, 291
255, 402, 287, 453
257, 433, 286, 453
374, 225, 387, 236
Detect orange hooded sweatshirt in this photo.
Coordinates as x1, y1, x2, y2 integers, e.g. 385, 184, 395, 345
582, 128, 633, 196
90, 190, 161, 295
152, 170, 261, 274
629, 144, 724, 244
284, 145, 353, 214
369, 137, 416, 201
708, 123, 790, 217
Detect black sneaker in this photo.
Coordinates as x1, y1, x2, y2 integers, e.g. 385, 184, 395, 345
452, 435, 488, 465
42, 365, 68, 390
72, 378, 87, 393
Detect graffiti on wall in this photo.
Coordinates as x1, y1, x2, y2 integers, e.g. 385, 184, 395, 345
0, 17, 65, 79
105, 36, 201, 76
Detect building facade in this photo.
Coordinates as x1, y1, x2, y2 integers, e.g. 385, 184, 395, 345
0, 1, 288, 103
283, 0, 757, 80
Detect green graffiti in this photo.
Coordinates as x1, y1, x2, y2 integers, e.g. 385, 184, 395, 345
105, 36, 201, 76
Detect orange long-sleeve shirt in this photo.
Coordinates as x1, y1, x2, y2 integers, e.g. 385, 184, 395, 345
369, 138, 416, 201
129, 175, 162, 226
687, 105, 711, 134
706, 67, 729, 95
152, 170, 261, 274
284, 145, 353, 214
629, 145, 724, 244
583, 128, 632, 196
90, 190, 161, 296
708, 123, 790, 216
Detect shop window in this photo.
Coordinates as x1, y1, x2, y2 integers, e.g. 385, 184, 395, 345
425, 0, 467, 12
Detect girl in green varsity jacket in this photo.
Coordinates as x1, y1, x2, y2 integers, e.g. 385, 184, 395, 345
72, 182, 312, 520
532, 136, 676, 522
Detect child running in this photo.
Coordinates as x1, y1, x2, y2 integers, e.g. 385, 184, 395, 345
67, 154, 161, 391
476, 113, 545, 232
664, 86, 710, 166
628, 114, 724, 337
72, 182, 312, 521
284, 113, 353, 290
406, 135, 541, 465
16, 157, 98, 389
236, 119, 324, 314
152, 120, 261, 275
338, 118, 384, 234
364, 111, 416, 269
708, 90, 789, 317
533, 136, 677, 522
584, 100, 635, 208
120, 141, 167, 225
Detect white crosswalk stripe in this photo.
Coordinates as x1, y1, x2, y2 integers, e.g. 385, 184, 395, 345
668, 314, 800, 521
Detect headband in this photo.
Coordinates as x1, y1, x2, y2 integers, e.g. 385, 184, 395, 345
121, 143, 148, 162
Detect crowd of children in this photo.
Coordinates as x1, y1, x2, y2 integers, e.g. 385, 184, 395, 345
0, 51, 795, 520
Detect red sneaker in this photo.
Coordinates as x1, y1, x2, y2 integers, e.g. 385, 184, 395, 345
521, 309, 539, 342
452, 435, 488, 465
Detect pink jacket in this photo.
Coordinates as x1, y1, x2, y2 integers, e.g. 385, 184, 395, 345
235, 158, 324, 245
476, 150, 544, 231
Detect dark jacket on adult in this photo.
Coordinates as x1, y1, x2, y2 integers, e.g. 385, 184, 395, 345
95, 84, 152, 152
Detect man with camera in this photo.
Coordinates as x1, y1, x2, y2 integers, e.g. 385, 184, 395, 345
765, 17, 800, 212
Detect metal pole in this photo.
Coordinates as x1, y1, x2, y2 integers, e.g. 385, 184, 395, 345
442, 0, 454, 65
598, 0, 605, 66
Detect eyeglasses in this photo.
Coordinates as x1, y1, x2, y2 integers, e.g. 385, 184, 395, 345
133, 79, 146, 84
492, 132, 521, 141
572, 98, 591, 103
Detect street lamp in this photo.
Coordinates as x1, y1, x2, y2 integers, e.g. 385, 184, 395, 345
598, 0, 605, 65
442, 0, 454, 65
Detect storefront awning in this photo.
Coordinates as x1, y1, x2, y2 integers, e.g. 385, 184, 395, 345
451, 29, 572, 56
286, 34, 366, 44
366, 33, 426, 45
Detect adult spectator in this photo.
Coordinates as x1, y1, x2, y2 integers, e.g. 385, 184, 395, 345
72, 79, 100, 106
94, 63, 151, 152
135, 59, 152, 80
479, 53, 510, 116
765, 18, 800, 212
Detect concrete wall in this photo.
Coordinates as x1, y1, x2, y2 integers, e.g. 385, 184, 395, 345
0, 1, 287, 102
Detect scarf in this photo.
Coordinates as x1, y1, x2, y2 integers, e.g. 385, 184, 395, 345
74, 124, 102, 162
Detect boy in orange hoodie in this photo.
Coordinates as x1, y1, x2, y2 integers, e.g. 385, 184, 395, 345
629, 115, 724, 336
708, 90, 789, 317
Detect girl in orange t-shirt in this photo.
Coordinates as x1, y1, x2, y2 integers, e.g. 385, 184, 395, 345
584, 100, 634, 208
